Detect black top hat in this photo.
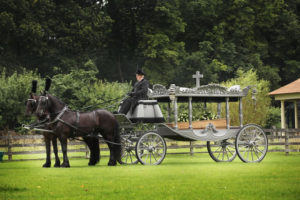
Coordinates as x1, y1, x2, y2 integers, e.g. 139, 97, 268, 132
136, 69, 145, 75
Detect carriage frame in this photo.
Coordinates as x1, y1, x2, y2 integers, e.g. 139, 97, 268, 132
117, 82, 268, 165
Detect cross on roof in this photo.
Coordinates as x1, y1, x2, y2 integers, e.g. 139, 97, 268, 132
192, 71, 203, 88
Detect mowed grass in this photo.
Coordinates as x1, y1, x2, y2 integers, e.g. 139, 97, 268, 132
0, 153, 300, 200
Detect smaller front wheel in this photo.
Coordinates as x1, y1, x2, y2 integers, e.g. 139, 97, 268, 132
207, 138, 236, 162
136, 132, 167, 165
120, 135, 138, 164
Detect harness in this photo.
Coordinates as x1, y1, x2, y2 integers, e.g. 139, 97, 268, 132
25, 106, 121, 145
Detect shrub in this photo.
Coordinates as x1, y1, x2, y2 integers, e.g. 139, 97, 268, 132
265, 107, 281, 128
0, 68, 42, 130
50, 60, 131, 111
0, 61, 131, 132
219, 69, 271, 126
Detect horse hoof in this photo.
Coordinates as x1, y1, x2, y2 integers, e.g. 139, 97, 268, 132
88, 162, 96, 166
54, 163, 60, 168
108, 161, 117, 166
61, 163, 70, 168
43, 163, 51, 168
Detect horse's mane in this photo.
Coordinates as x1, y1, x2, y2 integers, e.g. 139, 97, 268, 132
48, 93, 66, 107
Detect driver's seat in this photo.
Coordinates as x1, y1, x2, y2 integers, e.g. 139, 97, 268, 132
123, 100, 165, 123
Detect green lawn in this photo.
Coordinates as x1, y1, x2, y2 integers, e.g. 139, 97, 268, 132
0, 153, 300, 200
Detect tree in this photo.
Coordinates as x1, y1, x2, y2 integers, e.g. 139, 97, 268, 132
0, 0, 112, 76
137, 0, 186, 85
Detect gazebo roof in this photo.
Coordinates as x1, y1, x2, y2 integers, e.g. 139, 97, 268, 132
269, 78, 300, 96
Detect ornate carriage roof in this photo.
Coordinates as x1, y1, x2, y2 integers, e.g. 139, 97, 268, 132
148, 83, 251, 103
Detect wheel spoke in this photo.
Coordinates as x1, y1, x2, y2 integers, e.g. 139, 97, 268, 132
253, 147, 260, 159
152, 152, 158, 161
226, 147, 235, 157
213, 146, 222, 154
225, 148, 229, 160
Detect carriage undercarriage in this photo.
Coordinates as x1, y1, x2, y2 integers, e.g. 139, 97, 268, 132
118, 116, 268, 165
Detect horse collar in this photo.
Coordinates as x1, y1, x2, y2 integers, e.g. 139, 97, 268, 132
49, 106, 68, 125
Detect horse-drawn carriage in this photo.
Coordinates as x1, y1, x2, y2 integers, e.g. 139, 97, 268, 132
117, 80, 268, 165
24, 74, 268, 167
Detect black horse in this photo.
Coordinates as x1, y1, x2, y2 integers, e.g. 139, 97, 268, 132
25, 80, 101, 167
35, 89, 122, 167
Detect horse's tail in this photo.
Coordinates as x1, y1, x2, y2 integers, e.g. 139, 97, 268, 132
113, 121, 123, 164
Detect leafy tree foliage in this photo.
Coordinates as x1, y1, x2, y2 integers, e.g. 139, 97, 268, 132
0, 62, 131, 131
1, 0, 299, 88
0, 0, 299, 131
0, 0, 112, 75
220, 69, 271, 127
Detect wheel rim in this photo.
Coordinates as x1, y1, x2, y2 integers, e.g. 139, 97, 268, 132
121, 136, 138, 164
207, 138, 236, 162
236, 125, 268, 163
136, 132, 166, 165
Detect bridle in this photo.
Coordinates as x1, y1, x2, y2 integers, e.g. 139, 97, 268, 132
36, 95, 49, 117
25, 98, 37, 115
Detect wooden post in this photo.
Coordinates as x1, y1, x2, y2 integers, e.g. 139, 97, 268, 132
281, 100, 286, 128
285, 131, 289, 155
189, 141, 194, 156
85, 143, 89, 159
7, 131, 12, 161
294, 100, 298, 129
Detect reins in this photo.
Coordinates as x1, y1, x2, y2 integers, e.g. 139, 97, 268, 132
81, 96, 126, 111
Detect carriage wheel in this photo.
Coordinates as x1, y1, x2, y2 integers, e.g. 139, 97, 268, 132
136, 132, 167, 165
235, 124, 268, 163
207, 138, 237, 162
120, 135, 138, 164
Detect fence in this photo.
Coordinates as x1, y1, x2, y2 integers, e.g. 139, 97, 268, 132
0, 128, 299, 161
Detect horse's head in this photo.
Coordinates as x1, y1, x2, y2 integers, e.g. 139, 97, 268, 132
25, 80, 39, 116
25, 93, 39, 116
36, 94, 51, 118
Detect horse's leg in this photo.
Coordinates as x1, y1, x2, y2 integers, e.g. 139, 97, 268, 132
107, 142, 117, 166
83, 136, 100, 166
59, 136, 70, 168
43, 135, 51, 168
52, 136, 60, 167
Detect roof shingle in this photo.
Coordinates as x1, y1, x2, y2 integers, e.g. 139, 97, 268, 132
269, 78, 300, 95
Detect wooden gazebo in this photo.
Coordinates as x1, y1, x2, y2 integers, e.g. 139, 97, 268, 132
269, 78, 300, 128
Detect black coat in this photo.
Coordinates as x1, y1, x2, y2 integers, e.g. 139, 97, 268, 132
130, 78, 149, 111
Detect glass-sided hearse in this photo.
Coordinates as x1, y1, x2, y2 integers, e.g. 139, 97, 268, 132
115, 73, 268, 165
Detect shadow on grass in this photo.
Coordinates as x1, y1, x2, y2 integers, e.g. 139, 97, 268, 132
0, 186, 27, 192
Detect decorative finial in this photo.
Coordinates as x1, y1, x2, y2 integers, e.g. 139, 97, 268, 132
192, 71, 203, 88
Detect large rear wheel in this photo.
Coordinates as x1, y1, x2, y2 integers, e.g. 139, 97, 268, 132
235, 124, 268, 163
